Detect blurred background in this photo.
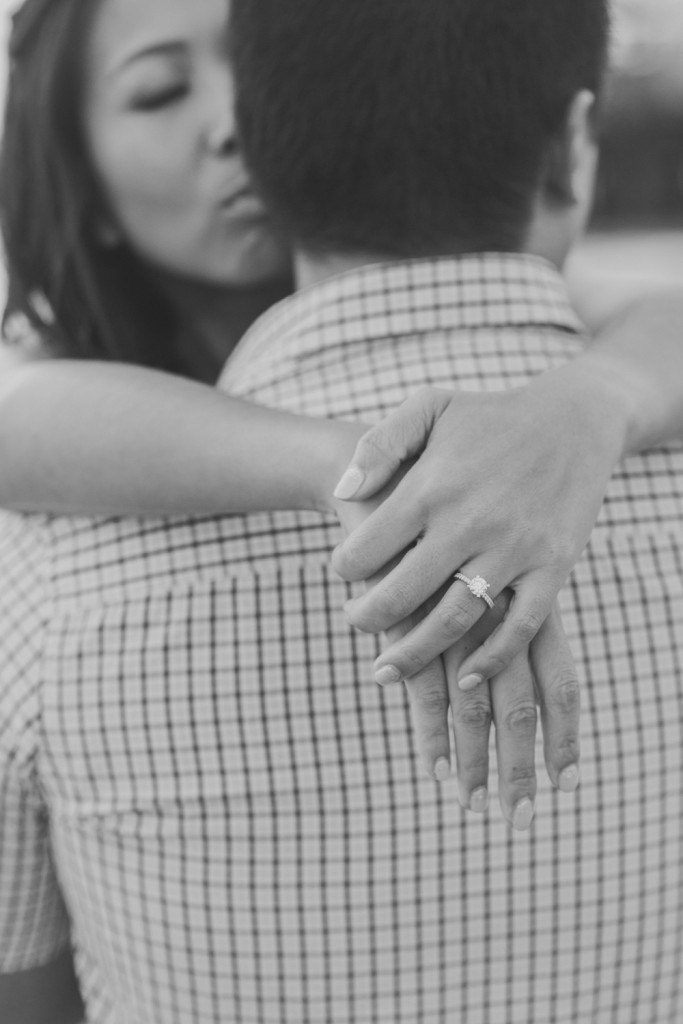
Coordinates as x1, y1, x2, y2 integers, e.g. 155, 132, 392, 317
567, 0, 683, 316
0, 0, 681, 317
595, 0, 683, 229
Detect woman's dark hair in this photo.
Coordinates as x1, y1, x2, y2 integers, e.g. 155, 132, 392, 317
0, 0, 180, 369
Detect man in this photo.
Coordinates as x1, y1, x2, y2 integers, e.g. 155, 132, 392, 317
2, 2, 683, 1023
224, 0, 682, 1020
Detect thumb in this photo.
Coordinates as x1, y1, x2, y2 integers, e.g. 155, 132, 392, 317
333, 387, 447, 501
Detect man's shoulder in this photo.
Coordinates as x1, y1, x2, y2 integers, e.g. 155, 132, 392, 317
219, 253, 584, 398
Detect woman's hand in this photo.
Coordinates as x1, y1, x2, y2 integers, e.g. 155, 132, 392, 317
331, 358, 631, 689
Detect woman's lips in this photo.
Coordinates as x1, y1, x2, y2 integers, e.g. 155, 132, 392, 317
219, 187, 264, 215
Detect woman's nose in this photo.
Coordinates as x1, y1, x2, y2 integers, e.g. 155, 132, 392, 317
207, 109, 237, 155
206, 68, 238, 156
207, 118, 237, 156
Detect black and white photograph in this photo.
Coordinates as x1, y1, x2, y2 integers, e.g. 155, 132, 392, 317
0, 2, 682, 1022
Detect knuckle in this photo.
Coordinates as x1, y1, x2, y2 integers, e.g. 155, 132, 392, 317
377, 581, 416, 625
410, 686, 450, 718
457, 700, 493, 733
358, 428, 393, 463
513, 609, 546, 646
397, 644, 429, 677
401, 476, 433, 523
550, 677, 581, 715
555, 736, 581, 764
480, 651, 509, 679
436, 597, 473, 636
504, 703, 538, 736
507, 764, 537, 785
410, 385, 442, 417
458, 753, 489, 777
552, 537, 577, 570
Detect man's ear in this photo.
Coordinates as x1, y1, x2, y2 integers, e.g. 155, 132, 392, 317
543, 90, 599, 209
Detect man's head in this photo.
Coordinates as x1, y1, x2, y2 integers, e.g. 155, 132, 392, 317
231, 0, 610, 269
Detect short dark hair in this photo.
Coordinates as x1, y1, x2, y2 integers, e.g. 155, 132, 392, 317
0, 0, 179, 369
232, 0, 610, 257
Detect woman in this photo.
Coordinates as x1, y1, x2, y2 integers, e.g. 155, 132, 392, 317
2, 0, 683, 1022
0, 0, 367, 521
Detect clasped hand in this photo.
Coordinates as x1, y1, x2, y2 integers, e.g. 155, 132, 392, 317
332, 375, 626, 829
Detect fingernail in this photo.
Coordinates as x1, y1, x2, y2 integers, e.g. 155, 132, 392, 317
512, 798, 535, 831
470, 787, 489, 813
434, 758, 451, 782
375, 665, 402, 686
558, 764, 580, 793
459, 673, 484, 692
333, 466, 365, 501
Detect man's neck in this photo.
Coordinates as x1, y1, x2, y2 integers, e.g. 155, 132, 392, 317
295, 249, 395, 290
294, 208, 573, 291
295, 245, 566, 292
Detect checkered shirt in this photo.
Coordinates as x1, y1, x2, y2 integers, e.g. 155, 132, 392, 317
1, 253, 683, 1024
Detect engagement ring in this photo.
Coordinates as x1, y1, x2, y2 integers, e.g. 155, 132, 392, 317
453, 572, 495, 609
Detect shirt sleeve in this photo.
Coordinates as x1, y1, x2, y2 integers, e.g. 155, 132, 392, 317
0, 514, 71, 971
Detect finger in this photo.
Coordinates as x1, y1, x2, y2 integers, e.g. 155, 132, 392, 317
333, 387, 450, 501
439, 602, 510, 813
455, 574, 557, 692
402, 658, 453, 783
331, 477, 425, 582
372, 563, 506, 684
529, 604, 581, 792
343, 538, 458, 634
446, 657, 493, 814
490, 651, 539, 831
379, 612, 453, 782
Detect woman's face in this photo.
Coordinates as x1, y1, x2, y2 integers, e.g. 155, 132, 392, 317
82, 0, 291, 287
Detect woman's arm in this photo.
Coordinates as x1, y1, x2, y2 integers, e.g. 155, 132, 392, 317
0, 358, 363, 516
569, 287, 683, 450
331, 286, 683, 687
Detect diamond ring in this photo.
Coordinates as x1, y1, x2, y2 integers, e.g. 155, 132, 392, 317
453, 572, 495, 609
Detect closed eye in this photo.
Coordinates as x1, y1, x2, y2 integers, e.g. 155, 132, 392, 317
131, 83, 188, 111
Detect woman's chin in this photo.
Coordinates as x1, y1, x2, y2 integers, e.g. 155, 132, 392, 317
226, 232, 294, 289
145, 241, 294, 293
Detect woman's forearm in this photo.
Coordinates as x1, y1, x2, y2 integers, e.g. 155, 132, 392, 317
0, 361, 362, 516
569, 284, 683, 454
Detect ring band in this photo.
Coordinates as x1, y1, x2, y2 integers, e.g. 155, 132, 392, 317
454, 572, 495, 609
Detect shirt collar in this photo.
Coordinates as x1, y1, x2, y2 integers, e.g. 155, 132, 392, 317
220, 252, 583, 391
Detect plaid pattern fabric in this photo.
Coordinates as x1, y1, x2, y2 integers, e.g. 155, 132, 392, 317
1, 253, 683, 1023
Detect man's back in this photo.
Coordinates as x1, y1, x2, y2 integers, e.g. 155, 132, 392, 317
2, 255, 683, 1024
